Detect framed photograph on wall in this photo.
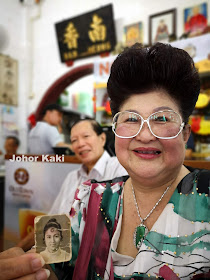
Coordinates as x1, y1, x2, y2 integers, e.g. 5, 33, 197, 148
184, 3, 208, 37
149, 9, 176, 45
124, 21, 143, 47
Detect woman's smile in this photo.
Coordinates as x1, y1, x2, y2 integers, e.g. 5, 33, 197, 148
133, 147, 161, 159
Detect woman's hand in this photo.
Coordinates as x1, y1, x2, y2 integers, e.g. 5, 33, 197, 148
0, 247, 51, 280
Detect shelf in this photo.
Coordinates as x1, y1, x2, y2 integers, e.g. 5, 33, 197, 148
184, 159, 210, 170
192, 152, 210, 159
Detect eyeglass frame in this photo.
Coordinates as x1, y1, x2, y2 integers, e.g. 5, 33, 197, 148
112, 109, 185, 140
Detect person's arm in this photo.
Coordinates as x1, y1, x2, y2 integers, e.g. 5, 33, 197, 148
16, 230, 35, 252
48, 126, 72, 151
0, 247, 52, 280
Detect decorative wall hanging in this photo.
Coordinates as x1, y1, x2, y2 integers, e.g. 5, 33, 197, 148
55, 4, 116, 63
124, 21, 143, 47
0, 54, 18, 106
149, 9, 176, 45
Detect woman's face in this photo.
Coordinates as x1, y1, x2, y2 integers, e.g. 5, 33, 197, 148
45, 227, 61, 253
70, 121, 106, 172
115, 91, 190, 185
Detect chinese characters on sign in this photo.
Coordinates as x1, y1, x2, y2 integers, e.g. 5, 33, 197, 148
55, 4, 116, 63
63, 23, 79, 49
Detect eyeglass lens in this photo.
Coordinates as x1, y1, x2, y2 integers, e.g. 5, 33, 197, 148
114, 111, 182, 138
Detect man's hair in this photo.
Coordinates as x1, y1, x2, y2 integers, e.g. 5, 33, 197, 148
107, 42, 200, 123
42, 104, 63, 116
6, 136, 20, 146
70, 118, 103, 137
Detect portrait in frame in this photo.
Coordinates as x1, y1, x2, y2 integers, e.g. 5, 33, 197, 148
124, 21, 143, 47
35, 214, 71, 264
149, 9, 176, 45
184, 2, 208, 37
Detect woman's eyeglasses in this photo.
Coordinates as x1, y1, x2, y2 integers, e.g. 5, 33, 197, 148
112, 110, 185, 139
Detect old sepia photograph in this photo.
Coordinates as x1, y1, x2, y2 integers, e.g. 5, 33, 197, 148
34, 214, 71, 264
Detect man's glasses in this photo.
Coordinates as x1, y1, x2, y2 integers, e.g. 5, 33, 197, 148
112, 110, 185, 139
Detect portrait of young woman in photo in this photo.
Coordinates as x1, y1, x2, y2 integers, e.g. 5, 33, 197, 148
40, 218, 70, 264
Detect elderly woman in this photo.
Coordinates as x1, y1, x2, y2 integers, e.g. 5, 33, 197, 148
62, 43, 209, 280
0, 43, 209, 280
40, 218, 70, 264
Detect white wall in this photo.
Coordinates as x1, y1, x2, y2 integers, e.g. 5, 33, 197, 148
0, 0, 28, 153
0, 0, 209, 152
31, 0, 210, 112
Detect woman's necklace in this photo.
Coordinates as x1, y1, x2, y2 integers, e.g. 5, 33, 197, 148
131, 182, 172, 250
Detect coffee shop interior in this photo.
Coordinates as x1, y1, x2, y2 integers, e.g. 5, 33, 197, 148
0, 0, 210, 251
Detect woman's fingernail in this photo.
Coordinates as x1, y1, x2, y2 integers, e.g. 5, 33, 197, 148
31, 256, 45, 271
44, 269, 51, 278
35, 269, 50, 280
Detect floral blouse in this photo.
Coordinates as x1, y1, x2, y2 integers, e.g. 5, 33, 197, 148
52, 167, 210, 280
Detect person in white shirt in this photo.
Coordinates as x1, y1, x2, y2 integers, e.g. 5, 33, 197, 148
49, 118, 127, 215
17, 118, 127, 251
28, 104, 72, 154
